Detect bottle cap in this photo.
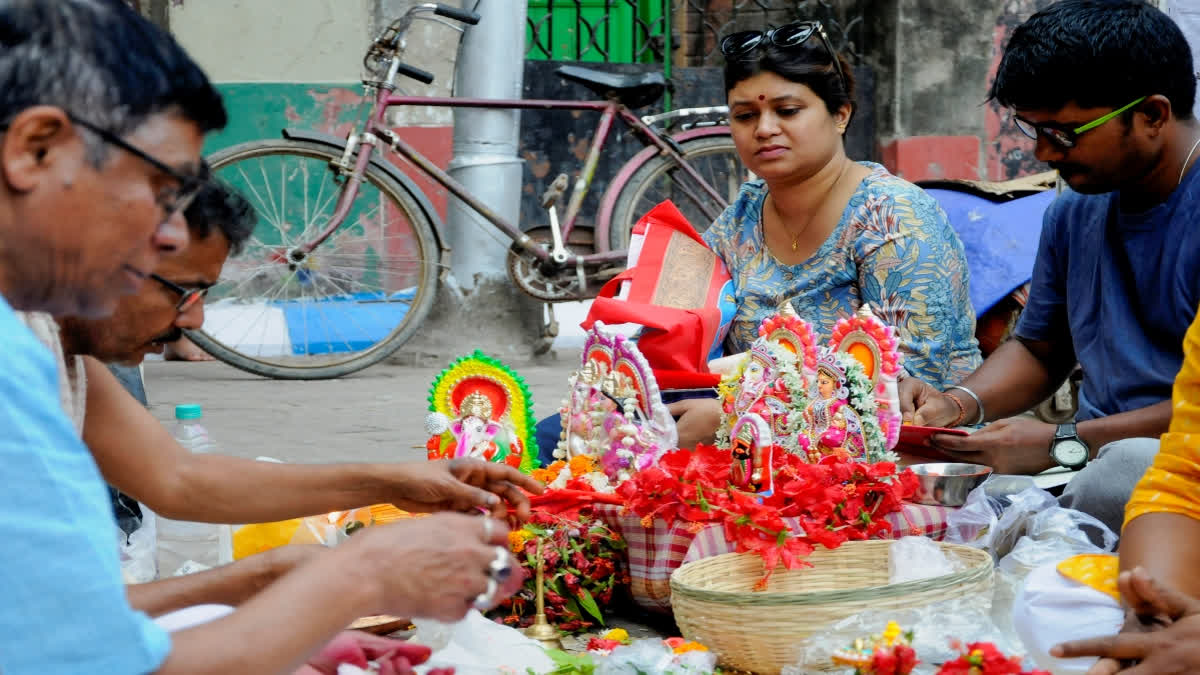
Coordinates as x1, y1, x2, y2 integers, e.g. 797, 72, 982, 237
175, 404, 203, 420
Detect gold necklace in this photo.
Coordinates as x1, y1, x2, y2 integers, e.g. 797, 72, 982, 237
775, 161, 850, 252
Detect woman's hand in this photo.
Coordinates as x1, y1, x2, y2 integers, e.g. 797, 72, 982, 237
1052, 567, 1200, 673
667, 398, 723, 449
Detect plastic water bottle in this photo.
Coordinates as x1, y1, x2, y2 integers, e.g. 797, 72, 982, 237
155, 404, 233, 577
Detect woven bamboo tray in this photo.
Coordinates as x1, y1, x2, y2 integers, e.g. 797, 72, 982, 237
670, 541, 993, 674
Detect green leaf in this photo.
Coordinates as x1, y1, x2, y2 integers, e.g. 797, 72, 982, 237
543, 649, 595, 674
575, 586, 605, 626
565, 596, 584, 621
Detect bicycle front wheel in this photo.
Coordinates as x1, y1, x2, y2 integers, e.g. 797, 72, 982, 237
189, 139, 440, 379
607, 134, 747, 251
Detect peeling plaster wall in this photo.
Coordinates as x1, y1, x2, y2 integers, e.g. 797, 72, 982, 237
170, 0, 467, 126
864, 0, 1059, 181
170, 0, 470, 220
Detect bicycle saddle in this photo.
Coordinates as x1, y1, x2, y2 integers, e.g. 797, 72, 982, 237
556, 65, 667, 109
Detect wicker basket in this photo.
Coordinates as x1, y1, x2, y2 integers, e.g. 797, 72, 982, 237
670, 541, 993, 674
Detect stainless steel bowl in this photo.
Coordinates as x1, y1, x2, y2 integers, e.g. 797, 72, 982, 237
908, 462, 994, 506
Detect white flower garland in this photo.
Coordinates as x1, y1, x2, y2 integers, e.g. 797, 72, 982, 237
840, 354, 899, 464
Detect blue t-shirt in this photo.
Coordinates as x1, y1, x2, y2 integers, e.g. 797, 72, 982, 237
0, 295, 170, 673
1016, 172, 1200, 421
702, 163, 981, 388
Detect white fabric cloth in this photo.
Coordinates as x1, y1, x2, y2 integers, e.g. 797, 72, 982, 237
15, 311, 86, 431
1013, 562, 1124, 674
152, 603, 235, 632
412, 610, 555, 675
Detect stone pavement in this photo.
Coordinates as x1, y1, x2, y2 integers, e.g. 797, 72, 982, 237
142, 353, 582, 464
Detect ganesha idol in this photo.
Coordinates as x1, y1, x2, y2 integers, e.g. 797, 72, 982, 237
424, 350, 537, 473
553, 321, 676, 486
713, 304, 903, 482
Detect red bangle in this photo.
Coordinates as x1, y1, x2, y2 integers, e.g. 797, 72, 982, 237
944, 392, 967, 428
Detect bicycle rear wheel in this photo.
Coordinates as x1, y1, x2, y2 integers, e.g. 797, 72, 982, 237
189, 139, 440, 379
607, 134, 746, 251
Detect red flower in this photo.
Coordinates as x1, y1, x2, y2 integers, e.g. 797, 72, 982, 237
586, 638, 622, 653
590, 557, 615, 579
615, 448, 911, 585
563, 572, 582, 594
936, 642, 1048, 675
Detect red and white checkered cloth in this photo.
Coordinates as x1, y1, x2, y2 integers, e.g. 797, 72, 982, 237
594, 501, 956, 613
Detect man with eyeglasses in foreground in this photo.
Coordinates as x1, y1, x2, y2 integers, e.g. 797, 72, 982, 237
899, 0, 1200, 537
49, 181, 541, 619
0, 2, 525, 673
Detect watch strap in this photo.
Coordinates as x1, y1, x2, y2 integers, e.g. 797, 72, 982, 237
1054, 422, 1078, 442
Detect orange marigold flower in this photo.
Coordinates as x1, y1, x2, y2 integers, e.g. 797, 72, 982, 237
672, 641, 709, 654
508, 529, 534, 553
568, 455, 598, 477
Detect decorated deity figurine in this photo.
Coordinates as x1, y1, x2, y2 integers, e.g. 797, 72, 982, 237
715, 309, 817, 477
829, 304, 904, 450
424, 350, 537, 473
714, 303, 903, 467
553, 322, 675, 484
830, 621, 918, 675
803, 349, 868, 462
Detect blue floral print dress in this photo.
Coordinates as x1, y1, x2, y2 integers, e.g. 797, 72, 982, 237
702, 162, 981, 388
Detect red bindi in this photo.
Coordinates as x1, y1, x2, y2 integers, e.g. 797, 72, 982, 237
758, 95, 765, 101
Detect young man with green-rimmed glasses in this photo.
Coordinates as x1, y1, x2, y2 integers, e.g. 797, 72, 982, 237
897, 0, 1200, 538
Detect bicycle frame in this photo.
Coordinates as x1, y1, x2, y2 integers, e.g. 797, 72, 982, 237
301, 83, 727, 268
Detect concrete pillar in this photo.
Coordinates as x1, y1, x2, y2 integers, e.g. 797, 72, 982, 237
445, 0, 528, 289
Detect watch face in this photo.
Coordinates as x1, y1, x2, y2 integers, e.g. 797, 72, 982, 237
1053, 439, 1089, 467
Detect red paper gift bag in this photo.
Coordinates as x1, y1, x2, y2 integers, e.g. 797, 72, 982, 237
583, 201, 735, 390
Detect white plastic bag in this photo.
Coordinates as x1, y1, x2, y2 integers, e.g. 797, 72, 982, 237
889, 536, 963, 584
944, 480, 1058, 560
944, 479, 1118, 651
119, 507, 158, 583
783, 596, 1023, 674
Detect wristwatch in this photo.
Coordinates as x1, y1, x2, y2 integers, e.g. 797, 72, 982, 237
1049, 422, 1090, 471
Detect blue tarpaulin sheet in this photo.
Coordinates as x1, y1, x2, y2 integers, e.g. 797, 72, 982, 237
925, 188, 1056, 315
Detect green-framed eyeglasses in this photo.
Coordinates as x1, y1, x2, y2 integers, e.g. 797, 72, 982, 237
1013, 96, 1147, 149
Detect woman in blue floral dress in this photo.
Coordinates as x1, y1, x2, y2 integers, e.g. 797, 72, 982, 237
671, 22, 981, 448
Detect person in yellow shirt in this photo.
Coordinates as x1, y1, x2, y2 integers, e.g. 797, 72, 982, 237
1015, 306, 1200, 673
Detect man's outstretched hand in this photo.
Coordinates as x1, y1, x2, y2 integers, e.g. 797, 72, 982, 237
384, 458, 544, 522
1052, 567, 1200, 674
897, 377, 963, 427
929, 417, 1058, 475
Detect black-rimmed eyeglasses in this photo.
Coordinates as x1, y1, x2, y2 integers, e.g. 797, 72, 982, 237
150, 273, 207, 314
720, 21, 849, 97
66, 113, 209, 219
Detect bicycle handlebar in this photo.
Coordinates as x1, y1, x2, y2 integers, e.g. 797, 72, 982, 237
395, 63, 435, 85
434, 4, 480, 25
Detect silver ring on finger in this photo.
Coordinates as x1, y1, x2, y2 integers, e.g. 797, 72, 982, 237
472, 578, 498, 611
488, 545, 513, 582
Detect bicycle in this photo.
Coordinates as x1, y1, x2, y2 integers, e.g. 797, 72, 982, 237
191, 2, 745, 379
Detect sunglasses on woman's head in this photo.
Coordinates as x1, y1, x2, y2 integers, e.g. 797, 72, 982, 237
720, 21, 849, 96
